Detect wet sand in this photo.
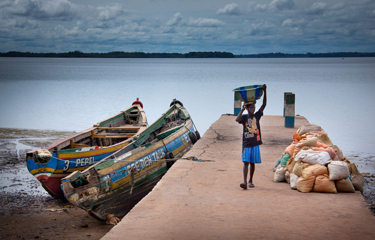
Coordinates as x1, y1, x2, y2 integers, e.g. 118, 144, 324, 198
0, 128, 114, 240
0, 127, 374, 239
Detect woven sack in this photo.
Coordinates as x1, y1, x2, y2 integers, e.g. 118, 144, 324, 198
290, 173, 298, 190
302, 164, 329, 179
274, 165, 287, 182
286, 157, 296, 173
315, 132, 334, 147
313, 174, 337, 193
296, 137, 318, 148
285, 170, 290, 184
328, 161, 350, 181
297, 123, 322, 136
295, 149, 331, 165
348, 163, 364, 192
296, 176, 316, 193
335, 178, 355, 193
280, 153, 291, 167
293, 162, 311, 177
285, 143, 296, 157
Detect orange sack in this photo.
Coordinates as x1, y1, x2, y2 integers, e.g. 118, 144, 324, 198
302, 164, 329, 179
313, 174, 337, 193
296, 176, 316, 193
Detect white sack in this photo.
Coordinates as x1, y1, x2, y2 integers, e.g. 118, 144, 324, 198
274, 166, 287, 182
294, 149, 331, 165
290, 173, 298, 190
328, 161, 350, 181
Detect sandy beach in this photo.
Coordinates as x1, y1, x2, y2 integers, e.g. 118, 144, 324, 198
0, 127, 374, 240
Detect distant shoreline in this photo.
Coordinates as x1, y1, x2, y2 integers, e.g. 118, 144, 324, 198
1, 51, 374, 58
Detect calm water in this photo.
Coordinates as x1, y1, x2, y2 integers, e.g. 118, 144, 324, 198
1, 57, 375, 163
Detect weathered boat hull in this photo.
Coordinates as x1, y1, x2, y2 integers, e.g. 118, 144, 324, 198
89, 161, 168, 220
61, 101, 199, 220
26, 100, 147, 198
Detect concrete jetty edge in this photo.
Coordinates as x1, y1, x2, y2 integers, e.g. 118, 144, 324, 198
102, 115, 375, 240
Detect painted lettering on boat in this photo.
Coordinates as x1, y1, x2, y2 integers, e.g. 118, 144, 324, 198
122, 148, 166, 177
76, 157, 95, 168
63, 157, 96, 172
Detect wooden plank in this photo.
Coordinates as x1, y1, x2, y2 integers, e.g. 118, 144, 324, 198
91, 133, 136, 139
97, 125, 140, 130
70, 139, 89, 149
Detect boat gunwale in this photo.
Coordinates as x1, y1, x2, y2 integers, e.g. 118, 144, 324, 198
26, 104, 146, 155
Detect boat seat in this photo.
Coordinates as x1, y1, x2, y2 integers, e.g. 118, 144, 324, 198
70, 139, 89, 149
97, 124, 140, 130
91, 131, 136, 139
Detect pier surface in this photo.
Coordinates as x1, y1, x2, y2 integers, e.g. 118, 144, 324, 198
102, 115, 375, 240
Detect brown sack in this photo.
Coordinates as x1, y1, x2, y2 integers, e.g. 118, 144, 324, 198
302, 164, 329, 179
313, 174, 337, 193
286, 157, 296, 173
297, 123, 322, 136
296, 137, 318, 148
296, 176, 316, 193
335, 178, 355, 193
293, 162, 304, 177
293, 162, 311, 177
315, 132, 333, 147
349, 163, 365, 193
285, 143, 296, 157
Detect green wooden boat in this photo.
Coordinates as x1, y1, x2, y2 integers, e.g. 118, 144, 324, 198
61, 99, 200, 222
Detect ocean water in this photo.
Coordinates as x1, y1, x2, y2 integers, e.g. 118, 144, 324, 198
0, 57, 374, 170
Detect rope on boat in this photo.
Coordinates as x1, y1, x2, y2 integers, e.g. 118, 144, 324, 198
50, 155, 214, 164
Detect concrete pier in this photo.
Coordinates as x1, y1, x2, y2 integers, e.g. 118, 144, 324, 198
102, 115, 375, 240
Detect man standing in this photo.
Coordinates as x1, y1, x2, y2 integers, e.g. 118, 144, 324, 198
235, 84, 267, 189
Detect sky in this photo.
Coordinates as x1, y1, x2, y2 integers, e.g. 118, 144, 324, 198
0, 0, 374, 54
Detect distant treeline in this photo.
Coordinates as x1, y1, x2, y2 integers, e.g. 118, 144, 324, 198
0, 51, 235, 58
236, 52, 375, 58
0, 51, 374, 58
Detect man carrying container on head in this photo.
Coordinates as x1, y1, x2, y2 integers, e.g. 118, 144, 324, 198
235, 84, 267, 189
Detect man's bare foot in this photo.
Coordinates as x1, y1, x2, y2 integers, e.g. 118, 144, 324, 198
106, 214, 120, 225
240, 183, 247, 189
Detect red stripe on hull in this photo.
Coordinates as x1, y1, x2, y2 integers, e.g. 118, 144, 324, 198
37, 175, 64, 198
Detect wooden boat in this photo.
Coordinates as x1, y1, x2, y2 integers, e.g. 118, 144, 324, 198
26, 98, 147, 198
61, 99, 200, 221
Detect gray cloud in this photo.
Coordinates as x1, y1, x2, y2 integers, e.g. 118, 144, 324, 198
97, 3, 130, 21
269, 0, 295, 11
249, 0, 295, 12
216, 3, 240, 15
9, 0, 80, 21
307, 2, 327, 15
0, 0, 374, 54
188, 18, 225, 27
166, 12, 183, 26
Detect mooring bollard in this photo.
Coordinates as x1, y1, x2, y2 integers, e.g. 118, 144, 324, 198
283, 92, 292, 117
284, 92, 295, 128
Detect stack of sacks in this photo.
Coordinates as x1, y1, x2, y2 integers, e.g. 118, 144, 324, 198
273, 123, 364, 194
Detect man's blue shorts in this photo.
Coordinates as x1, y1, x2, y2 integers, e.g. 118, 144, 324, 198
242, 146, 262, 164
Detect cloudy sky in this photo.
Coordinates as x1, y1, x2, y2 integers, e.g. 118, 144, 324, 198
1, 0, 374, 54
